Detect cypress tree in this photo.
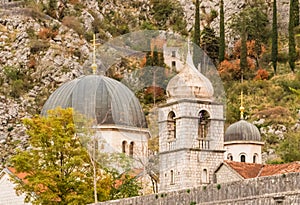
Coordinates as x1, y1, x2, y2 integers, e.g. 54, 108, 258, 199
193, 0, 201, 68
240, 15, 248, 76
218, 0, 225, 63
289, 0, 296, 72
293, 0, 300, 27
271, 0, 278, 74
153, 46, 159, 66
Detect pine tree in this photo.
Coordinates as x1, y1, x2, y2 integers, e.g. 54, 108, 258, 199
193, 0, 201, 68
271, 0, 278, 74
289, 0, 296, 72
218, 0, 225, 63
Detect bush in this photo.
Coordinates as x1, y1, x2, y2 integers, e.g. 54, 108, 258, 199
62, 16, 84, 36
30, 40, 50, 54
254, 68, 269, 80
38, 27, 58, 40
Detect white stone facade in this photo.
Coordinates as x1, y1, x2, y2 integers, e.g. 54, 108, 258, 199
159, 99, 225, 192
95, 125, 150, 168
224, 141, 264, 164
0, 169, 30, 205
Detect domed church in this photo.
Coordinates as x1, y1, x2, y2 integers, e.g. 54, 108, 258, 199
41, 72, 150, 167
224, 93, 264, 164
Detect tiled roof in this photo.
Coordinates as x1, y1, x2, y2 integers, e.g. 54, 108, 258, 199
260, 161, 300, 177
6, 167, 28, 183
224, 161, 263, 179
224, 161, 300, 179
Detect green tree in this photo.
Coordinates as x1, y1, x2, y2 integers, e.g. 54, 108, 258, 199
10, 108, 141, 204
218, 0, 225, 63
289, 0, 297, 72
293, 0, 300, 27
10, 108, 102, 204
272, 0, 278, 74
278, 132, 300, 162
150, 0, 187, 35
200, 26, 219, 65
240, 15, 248, 72
231, 1, 269, 68
193, 0, 201, 68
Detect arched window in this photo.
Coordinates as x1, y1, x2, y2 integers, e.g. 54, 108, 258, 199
253, 154, 258, 163
129, 141, 134, 156
170, 170, 175, 184
167, 111, 176, 139
241, 154, 246, 162
227, 154, 233, 161
122, 141, 127, 154
198, 110, 210, 138
202, 169, 208, 183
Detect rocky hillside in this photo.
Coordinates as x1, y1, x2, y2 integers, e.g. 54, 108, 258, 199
0, 0, 298, 167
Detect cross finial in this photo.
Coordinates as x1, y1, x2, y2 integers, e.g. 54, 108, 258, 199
91, 34, 97, 74
239, 73, 244, 120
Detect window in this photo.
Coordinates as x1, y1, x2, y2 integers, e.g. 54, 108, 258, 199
198, 110, 210, 138
129, 142, 134, 156
122, 141, 127, 153
241, 155, 246, 162
171, 51, 176, 57
202, 169, 208, 183
170, 170, 175, 184
253, 154, 258, 163
171, 61, 176, 68
167, 111, 176, 139
227, 154, 233, 161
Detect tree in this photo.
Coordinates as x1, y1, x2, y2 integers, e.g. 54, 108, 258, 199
10, 108, 106, 204
278, 132, 300, 162
200, 26, 219, 65
193, 0, 201, 68
218, 0, 225, 63
289, 0, 297, 72
240, 15, 248, 73
231, 1, 269, 68
150, 0, 187, 35
10, 108, 141, 204
293, 0, 300, 27
271, 0, 278, 74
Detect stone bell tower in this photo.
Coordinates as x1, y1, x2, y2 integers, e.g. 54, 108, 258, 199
158, 52, 225, 192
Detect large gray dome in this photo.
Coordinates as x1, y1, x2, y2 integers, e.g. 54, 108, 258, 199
225, 120, 261, 142
41, 75, 147, 128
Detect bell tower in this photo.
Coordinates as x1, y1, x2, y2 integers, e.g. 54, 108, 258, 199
158, 53, 225, 192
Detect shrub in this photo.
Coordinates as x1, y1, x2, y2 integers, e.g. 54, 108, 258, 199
30, 40, 50, 54
217, 184, 221, 190
62, 16, 84, 36
38, 27, 58, 40
254, 68, 269, 80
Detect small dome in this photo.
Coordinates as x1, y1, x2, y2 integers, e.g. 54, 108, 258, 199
166, 53, 214, 101
41, 75, 147, 128
225, 120, 261, 142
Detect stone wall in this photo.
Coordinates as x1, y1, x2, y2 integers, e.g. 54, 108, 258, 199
94, 172, 300, 205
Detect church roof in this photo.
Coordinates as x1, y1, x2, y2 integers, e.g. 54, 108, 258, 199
224, 120, 261, 142
41, 75, 147, 128
166, 53, 214, 101
220, 161, 300, 179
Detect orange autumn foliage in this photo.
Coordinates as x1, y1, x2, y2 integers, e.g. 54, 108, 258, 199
254, 68, 269, 80
218, 58, 256, 80
233, 40, 266, 59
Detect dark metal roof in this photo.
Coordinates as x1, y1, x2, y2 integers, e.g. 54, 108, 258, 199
41, 75, 147, 128
225, 120, 261, 142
